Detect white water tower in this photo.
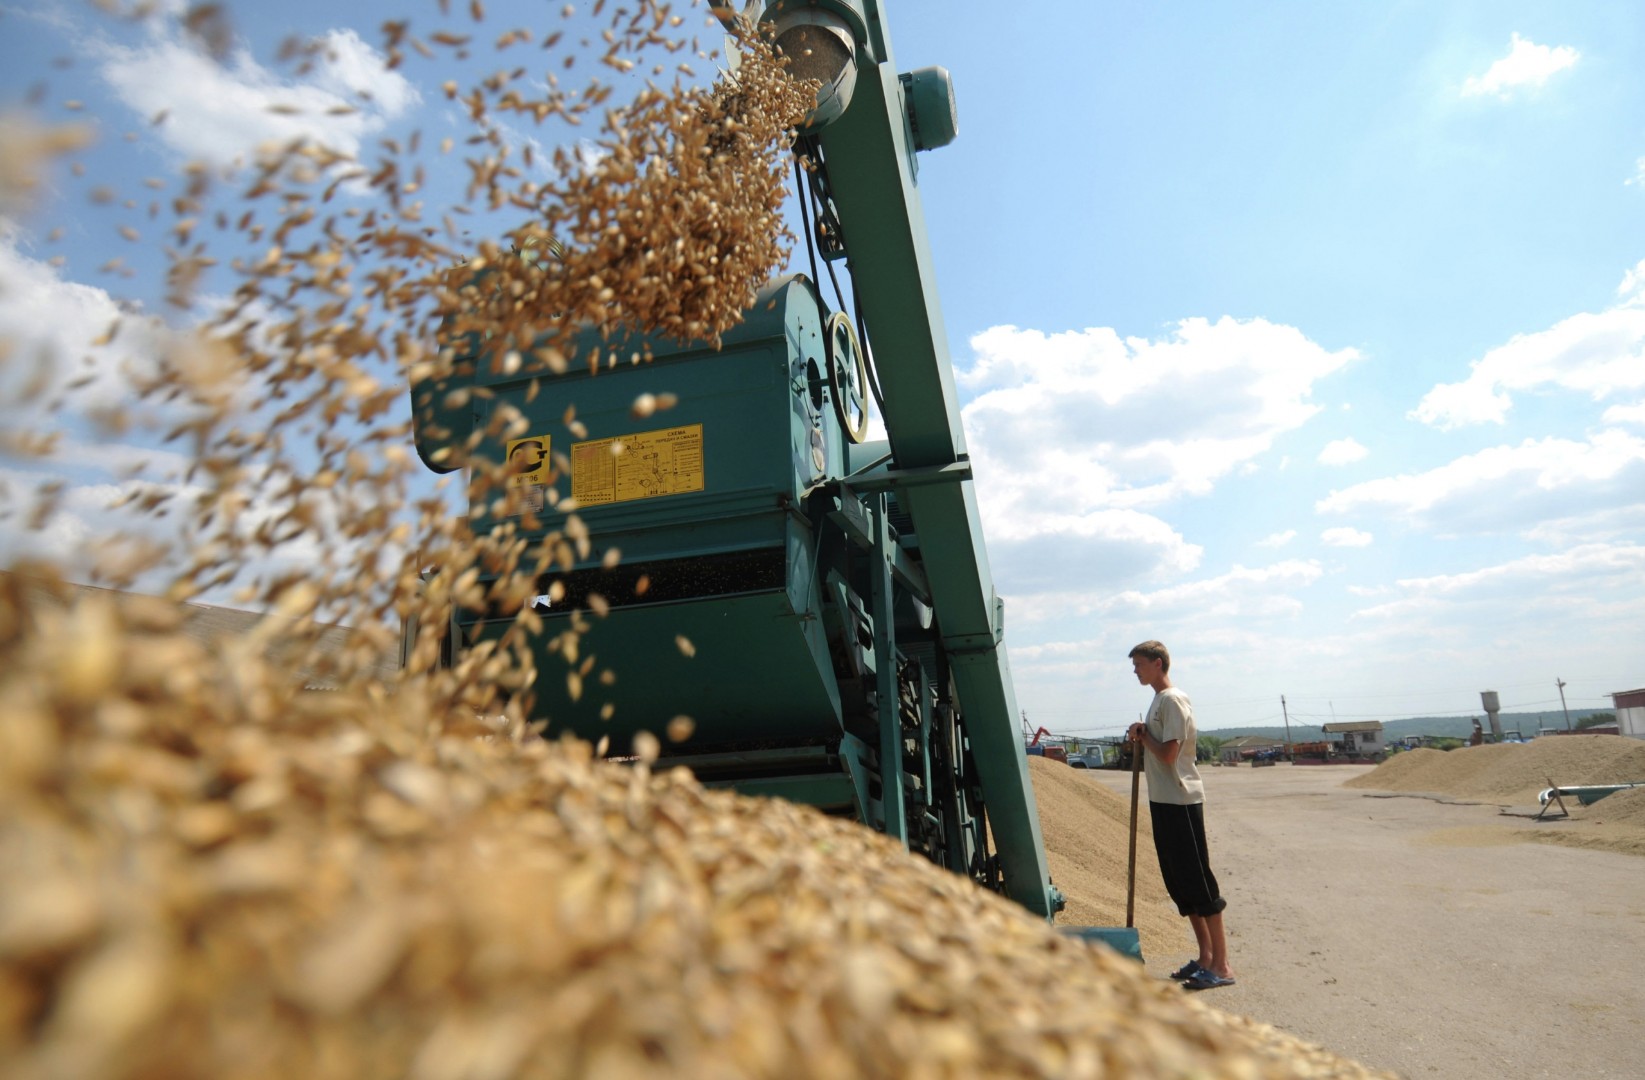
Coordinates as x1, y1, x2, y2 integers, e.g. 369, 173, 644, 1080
1480, 690, 1503, 740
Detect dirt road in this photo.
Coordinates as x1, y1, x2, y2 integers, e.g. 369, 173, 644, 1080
1085, 763, 1645, 1079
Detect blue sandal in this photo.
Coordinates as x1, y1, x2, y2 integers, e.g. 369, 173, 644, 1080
1170, 960, 1205, 980
1182, 969, 1236, 991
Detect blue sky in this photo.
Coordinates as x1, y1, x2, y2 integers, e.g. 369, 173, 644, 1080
2, 1, 1642, 733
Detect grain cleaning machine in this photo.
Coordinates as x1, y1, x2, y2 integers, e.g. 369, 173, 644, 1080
412, 0, 1067, 921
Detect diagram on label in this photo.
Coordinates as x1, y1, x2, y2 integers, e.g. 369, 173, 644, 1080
571, 423, 704, 506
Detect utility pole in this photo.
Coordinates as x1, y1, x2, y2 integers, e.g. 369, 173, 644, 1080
1281, 695, 1293, 757
1557, 678, 1571, 731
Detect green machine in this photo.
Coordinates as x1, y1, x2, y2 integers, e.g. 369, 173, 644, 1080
412, 0, 1065, 921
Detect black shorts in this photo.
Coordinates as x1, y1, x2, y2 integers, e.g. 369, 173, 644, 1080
1148, 801, 1226, 918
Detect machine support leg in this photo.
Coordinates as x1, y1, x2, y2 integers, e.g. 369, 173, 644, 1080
871, 493, 907, 848
917, 662, 933, 801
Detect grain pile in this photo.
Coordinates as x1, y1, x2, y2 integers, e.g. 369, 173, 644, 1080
1023, 757, 1182, 959
0, 581, 1397, 1080
1576, 785, 1645, 826
1348, 738, 1645, 858
2, 3, 1390, 1078
1345, 737, 1645, 805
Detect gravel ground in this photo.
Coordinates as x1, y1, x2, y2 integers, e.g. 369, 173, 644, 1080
1084, 762, 1645, 1080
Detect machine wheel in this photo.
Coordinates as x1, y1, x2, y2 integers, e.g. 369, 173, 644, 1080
824, 311, 870, 443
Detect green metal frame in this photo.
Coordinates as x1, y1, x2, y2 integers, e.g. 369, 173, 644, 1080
409, 1, 1064, 921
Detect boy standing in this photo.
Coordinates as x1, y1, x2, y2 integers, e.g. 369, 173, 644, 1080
1126, 640, 1235, 990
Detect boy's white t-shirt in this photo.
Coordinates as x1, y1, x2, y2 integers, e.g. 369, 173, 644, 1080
1144, 687, 1205, 805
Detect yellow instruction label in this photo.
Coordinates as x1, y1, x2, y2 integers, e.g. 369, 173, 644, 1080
571, 423, 705, 506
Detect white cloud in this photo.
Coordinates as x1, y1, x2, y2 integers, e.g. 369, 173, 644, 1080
1007, 559, 1327, 676
1619, 259, 1645, 300
0, 437, 395, 605
1601, 400, 1645, 425
1411, 263, 1645, 429
989, 508, 1202, 600
1321, 527, 1373, 548
0, 454, 203, 591
0, 229, 382, 601
97, 26, 418, 168
0, 227, 173, 412
960, 316, 1355, 593
1257, 529, 1296, 548
1629, 157, 1645, 189
1097, 559, 1326, 621
1317, 437, 1368, 465
1461, 33, 1579, 99
1354, 543, 1645, 620
1318, 431, 1645, 533
1521, 502, 1645, 547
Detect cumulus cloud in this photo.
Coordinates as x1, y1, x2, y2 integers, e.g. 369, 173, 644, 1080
960, 316, 1355, 592
1321, 527, 1373, 548
1620, 259, 1645, 300
1097, 559, 1326, 621
0, 228, 173, 411
1601, 400, 1645, 425
1317, 431, 1645, 533
1354, 543, 1645, 620
1521, 502, 1645, 547
988, 508, 1202, 598
0, 459, 197, 584
1257, 529, 1296, 548
0, 231, 373, 600
1411, 261, 1645, 429
1317, 437, 1368, 465
1461, 33, 1579, 99
96, 24, 418, 168
1006, 559, 1326, 663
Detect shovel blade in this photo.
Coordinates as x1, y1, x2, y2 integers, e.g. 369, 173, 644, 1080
1062, 925, 1144, 963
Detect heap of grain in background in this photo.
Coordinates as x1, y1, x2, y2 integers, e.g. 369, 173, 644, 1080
1, 3, 1388, 1077
1349, 737, 1645, 858
1346, 737, 1645, 805
1023, 756, 1183, 957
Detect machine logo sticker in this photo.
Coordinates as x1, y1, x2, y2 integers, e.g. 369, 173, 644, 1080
506, 435, 551, 486
571, 424, 706, 506
505, 434, 552, 514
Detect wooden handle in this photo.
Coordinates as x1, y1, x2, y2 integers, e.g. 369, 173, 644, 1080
1126, 737, 1142, 928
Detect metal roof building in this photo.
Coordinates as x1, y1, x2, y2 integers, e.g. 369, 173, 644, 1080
1612, 688, 1645, 740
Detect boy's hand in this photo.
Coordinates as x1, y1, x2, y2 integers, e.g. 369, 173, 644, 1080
1127, 722, 1145, 743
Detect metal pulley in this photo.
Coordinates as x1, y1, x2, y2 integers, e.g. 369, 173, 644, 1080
825, 311, 869, 443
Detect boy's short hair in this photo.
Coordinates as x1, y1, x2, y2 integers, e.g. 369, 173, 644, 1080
1128, 640, 1170, 673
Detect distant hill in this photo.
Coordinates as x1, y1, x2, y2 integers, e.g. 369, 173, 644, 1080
1202, 710, 1610, 742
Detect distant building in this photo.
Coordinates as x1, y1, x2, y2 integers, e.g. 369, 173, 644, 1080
1613, 689, 1645, 740
1217, 735, 1285, 763
1321, 721, 1385, 758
